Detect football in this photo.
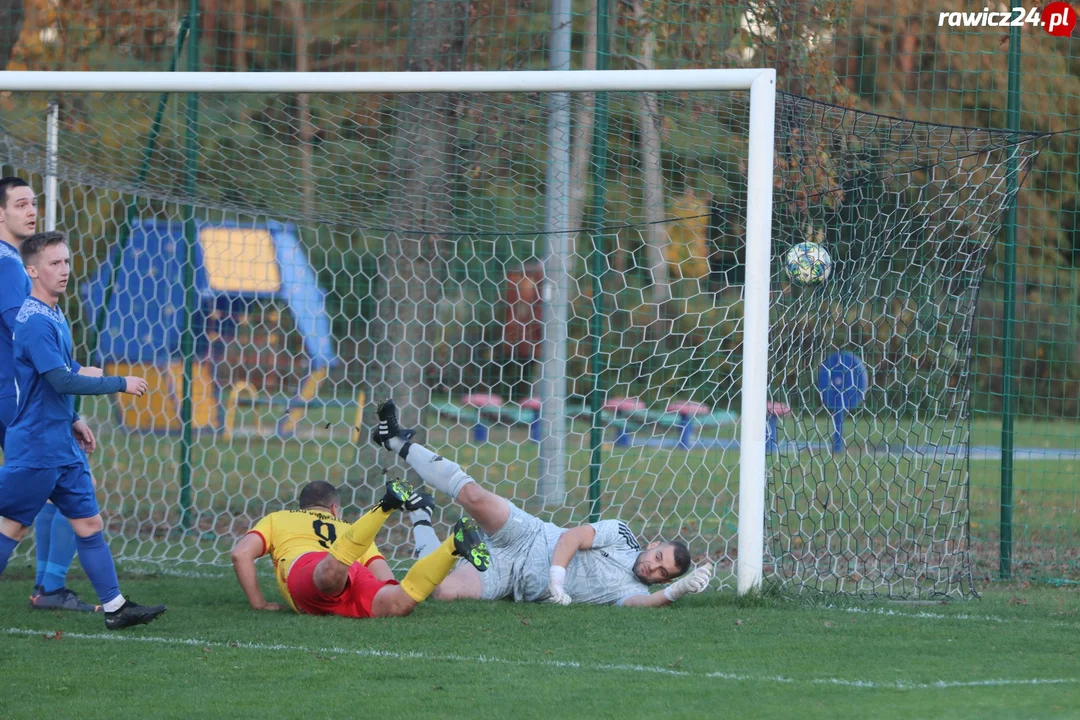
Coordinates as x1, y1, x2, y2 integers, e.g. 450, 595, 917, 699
784, 241, 832, 287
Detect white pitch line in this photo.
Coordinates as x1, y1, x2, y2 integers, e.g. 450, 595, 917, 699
819, 604, 1080, 628
122, 567, 235, 580
811, 677, 1079, 689
4, 627, 1076, 691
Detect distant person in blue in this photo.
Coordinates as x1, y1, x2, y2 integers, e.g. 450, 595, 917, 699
0, 230, 167, 629
0, 176, 99, 612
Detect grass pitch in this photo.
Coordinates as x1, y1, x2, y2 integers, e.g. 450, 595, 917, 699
3, 406, 1077, 717
1, 571, 1078, 719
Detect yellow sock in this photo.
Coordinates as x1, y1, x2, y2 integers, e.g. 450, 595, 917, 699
400, 536, 457, 603
327, 507, 392, 566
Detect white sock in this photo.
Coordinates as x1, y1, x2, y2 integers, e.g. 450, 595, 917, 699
103, 594, 126, 613
389, 440, 475, 500
409, 509, 440, 559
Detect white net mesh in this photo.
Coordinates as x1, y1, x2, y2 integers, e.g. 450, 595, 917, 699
0, 86, 1045, 597
764, 98, 1047, 597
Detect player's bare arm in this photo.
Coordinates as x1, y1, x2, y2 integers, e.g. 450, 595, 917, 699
230, 532, 284, 611
548, 525, 597, 605
550, 525, 596, 567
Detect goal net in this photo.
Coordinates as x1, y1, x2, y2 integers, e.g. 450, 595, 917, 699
0, 72, 1044, 598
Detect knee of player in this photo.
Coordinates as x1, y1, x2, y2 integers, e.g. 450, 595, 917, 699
455, 480, 484, 504
379, 589, 417, 617
70, 514, 104, 535
0, 520, 30, 542
391, 599, 416, 617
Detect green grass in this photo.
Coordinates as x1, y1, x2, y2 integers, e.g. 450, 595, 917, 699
32, 398, 1080, 585
1, 571, 1078, 719
4, 403, 1079, 716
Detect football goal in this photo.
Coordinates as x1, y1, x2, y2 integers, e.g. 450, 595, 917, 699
0, 69, 1042, 598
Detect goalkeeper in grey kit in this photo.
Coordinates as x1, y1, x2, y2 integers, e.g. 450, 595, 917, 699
372, 400, 712, 607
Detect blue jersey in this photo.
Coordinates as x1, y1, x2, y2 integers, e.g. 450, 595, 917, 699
6, 296, 84, 468
0, 239, 32, 402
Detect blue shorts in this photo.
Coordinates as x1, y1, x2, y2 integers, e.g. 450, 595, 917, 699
0, 394, 15, 452
0, 462, 100, 527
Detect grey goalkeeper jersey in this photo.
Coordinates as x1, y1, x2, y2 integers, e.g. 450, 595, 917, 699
480, 505, 651, 605
560, 519, 650, 605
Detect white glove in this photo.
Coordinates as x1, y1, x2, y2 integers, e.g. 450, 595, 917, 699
663, 565, 712, 602
548, 565, 572, 605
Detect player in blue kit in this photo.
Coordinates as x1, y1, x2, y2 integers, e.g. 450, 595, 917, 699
0, 177, 98, 612
0, 231, 167, 629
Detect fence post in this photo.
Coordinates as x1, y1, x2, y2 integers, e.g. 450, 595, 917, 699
586, 0, 612, 522
999, 23, 1022, 580
178, 0, 201, 531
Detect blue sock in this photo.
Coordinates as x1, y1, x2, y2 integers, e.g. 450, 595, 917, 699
0, 532, 18, 576
42, 515, 77, 593
74, 532, 120, 606
34, 504, 58, 587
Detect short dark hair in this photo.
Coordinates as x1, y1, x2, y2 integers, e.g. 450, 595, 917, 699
0, 177, 30, 209
297, 480, 339, 510
20, 231, 67, 266
667, 540, 692, 578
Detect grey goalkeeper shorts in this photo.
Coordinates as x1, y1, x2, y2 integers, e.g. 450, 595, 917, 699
477, 503, 558, 602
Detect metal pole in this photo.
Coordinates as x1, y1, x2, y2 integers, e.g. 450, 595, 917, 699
178, 0, 200, 530
999, 23, 1022, 580
586, 0, 611, 521
539, 0, 572, 506
45, 102, 58, 232
735, 71, 777, 595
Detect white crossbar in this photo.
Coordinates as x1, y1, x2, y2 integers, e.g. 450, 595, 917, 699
0, 69, 770, 93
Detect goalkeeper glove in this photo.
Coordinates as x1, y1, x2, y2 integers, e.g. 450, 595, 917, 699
548, 565, 572, 605
663, 565, 712, 602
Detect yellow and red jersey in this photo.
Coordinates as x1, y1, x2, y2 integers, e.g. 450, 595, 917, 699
248, 509, 383, 611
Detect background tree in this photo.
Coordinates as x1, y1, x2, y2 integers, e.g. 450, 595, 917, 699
0, 0, 23, 70
286, 0, 314, 217
627, 0, 671, 308
372, 0, 470, 436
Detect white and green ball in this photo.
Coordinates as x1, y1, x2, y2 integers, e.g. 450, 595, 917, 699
784, 241, 832, 287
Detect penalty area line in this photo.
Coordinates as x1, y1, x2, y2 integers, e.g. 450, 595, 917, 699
4, 627, 1077, 691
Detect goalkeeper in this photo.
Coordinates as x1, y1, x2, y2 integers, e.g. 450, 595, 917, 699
371, 400, 712, 607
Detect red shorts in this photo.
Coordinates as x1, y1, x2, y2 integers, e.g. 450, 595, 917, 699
286, 552, 398, 619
